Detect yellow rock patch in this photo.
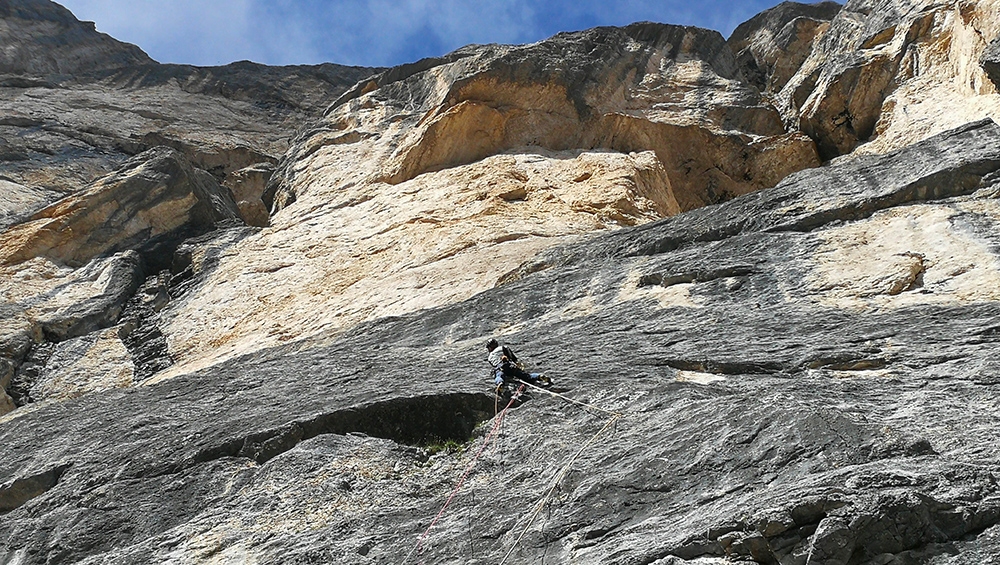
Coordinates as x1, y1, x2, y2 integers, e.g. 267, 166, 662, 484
808, 204, 1000, 308
154, 149, 682, 380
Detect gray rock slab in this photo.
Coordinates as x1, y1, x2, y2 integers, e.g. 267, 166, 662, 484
31, 251, 144, 341
0, 179, 55, 231
3, 121, 1000, 564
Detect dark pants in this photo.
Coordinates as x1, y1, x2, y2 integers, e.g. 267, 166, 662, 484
494, 365, 538, 386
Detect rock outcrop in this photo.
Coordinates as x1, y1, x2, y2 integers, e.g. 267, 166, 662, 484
0, 0, 376, 220
0, 147, 240, 269
775, 0, 1000, 159
728, 1, 843, 92
0, 0, 151, 77
3, 0, 1000, 563
982, 35, 1000, 88
274, 23, 818, 213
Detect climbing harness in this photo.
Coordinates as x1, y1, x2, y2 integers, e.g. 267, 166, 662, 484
401, 385, 525, 565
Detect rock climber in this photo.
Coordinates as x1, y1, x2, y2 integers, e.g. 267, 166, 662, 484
486, 338, 551, 392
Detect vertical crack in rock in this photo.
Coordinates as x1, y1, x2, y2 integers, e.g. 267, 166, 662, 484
7, 342, 54, 406
117, 273, 174, 383
119, 225, 256, 382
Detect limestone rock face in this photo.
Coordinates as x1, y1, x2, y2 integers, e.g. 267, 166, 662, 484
174, 21, 817, 382
4, 121, 1000, 564
5, 1, 1000, 564
0, 145, 242, 405
776, 0, 1000, 159
1, 250, 141, 340
226, 162, 275, 227
0, 60, 376, 200
274, 23, 818, 213
0, 178, 51, 230
0, 1, 377, 204
152, 148, 684, 380
29, 326, 134, 402
0, 146, 240, 269
0, 250, 142, 407
0, 0, 152, 77
983, 35, 1000, 88
728, 1, 842, 92
0, 359, 13, 416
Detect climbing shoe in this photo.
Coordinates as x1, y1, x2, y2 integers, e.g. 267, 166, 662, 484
537, 374, 552, 387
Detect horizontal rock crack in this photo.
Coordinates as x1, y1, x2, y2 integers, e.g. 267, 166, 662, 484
171, 392, 498, 474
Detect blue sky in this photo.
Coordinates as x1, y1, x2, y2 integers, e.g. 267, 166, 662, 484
57, 0, 790, 68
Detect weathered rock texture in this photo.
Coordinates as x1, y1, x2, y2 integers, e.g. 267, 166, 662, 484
773, 0, 1000, 159
145, 21, 822, 380
275, 23, 818, 212
0, 0, 376, 222
0, 147, 241, 268
0, 0, 151, 77
3, 0, 1000, 564
984, 36, 1000, 88
729, 1, 843, 92
5, 119, 1000, 564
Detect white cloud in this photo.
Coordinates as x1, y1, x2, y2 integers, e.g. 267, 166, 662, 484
54, 0, 787, 68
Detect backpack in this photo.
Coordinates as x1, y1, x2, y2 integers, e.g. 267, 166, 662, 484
501, 346, 519, 368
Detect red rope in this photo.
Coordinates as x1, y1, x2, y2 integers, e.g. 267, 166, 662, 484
402, 385, 524, 564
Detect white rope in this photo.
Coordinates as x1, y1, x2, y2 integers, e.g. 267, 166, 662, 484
498, 414, 621, 564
